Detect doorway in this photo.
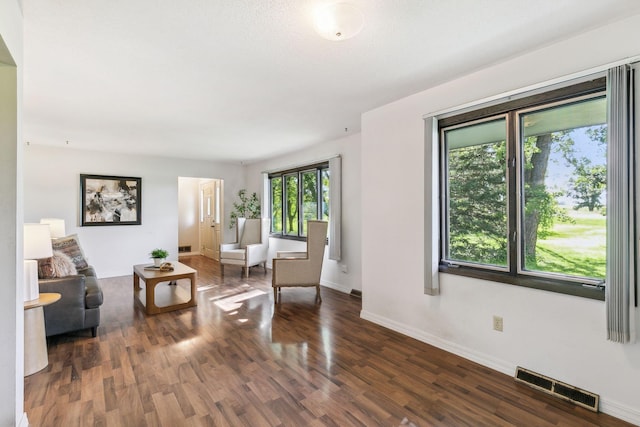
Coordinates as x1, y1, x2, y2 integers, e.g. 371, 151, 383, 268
178, 177, 223, 260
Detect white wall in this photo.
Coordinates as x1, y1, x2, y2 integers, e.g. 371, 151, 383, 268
244, 133, 361, 294
361, 14, 640, 424
24, 145, 244, 277
0, 0, 24, 425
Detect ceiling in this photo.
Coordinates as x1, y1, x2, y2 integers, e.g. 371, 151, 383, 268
22, 0, 640, 164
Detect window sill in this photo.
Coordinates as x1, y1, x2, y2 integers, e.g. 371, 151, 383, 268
269, 234, 307, 242
268, 234, 329, 245
438, 264, 605, 301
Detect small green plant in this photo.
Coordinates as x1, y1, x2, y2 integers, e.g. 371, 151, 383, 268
150, 248, 169, 259
229, 189, 260, 229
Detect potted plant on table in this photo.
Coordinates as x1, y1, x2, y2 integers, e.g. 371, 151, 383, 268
150, 248, 169, 267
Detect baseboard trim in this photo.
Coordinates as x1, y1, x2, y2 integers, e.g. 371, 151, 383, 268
599, 399, 640, 425
359, 310, 640, 425
320, 279, 350, 294
178, 252, 201, 257
360, 309, 513, 375
350, 289, 362, 298
18, 412, 29, 427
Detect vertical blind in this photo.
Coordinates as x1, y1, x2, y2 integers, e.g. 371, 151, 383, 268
606, 64, 636, 343
424, 116, 440, 295
328, 156, 342, 261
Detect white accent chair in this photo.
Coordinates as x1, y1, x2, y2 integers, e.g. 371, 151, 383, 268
220, 218, 270, 278
272, 220, 328, 303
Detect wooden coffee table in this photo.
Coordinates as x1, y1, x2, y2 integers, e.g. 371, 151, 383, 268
133, 262, 197, 315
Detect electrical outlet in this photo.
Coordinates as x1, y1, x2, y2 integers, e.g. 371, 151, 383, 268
493, 315, 503, 332
341, 264, 348, 273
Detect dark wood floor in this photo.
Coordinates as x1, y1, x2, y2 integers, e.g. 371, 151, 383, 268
24, 255, 632, 426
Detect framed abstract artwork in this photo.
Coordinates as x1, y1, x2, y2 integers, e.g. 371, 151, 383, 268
80, 174, 142, 226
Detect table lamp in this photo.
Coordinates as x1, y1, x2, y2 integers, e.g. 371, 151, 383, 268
24, 223, 53, 302
40, 218, 66, 238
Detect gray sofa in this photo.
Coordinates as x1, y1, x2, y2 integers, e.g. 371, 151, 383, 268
38, 266, 104, 337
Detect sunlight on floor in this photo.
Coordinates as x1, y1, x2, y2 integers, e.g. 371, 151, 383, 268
213, 289, 266, 311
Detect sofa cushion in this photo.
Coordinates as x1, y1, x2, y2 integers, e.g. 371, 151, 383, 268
52, 234, 89, 270
39, 275, 87, 336
38, 251, 78, 279
38, 255, 56, 279
220, 249, 246, 260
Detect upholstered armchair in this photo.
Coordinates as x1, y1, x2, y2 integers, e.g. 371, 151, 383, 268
272, 220, 328, 303
220, 218, 270, 277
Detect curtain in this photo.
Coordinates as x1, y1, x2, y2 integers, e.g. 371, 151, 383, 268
329, 156, 342, 261
606, 64, 636, 343
261, 173, 269, 219
424, 117, 440, 295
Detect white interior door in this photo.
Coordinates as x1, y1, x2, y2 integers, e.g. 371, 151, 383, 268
199, 180, 222, 260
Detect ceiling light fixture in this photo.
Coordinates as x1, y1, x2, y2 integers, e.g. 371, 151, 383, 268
314, 2, 364, 41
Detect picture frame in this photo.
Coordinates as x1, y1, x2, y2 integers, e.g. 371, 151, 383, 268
80, 174, 142, 226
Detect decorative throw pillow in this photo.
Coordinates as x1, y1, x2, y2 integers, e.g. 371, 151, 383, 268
51, 234, 89, 270
38, 251, 78, 279
37, 257, 54, 279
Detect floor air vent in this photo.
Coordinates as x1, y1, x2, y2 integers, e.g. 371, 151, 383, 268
178, 245, 191, 253
515, 367, 599, 412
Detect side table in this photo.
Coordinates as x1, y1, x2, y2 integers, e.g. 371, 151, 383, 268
24, 293, 61, 376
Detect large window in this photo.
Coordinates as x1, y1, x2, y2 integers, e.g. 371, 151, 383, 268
439, 79, 607, 298
270, 162, 329, 239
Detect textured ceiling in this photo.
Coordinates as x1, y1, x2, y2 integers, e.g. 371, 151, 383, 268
23, 0, 640, 163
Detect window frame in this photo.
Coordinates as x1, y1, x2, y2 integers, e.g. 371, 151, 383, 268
440, 113, 511, 273
269, 161, 329, 241
283, 172, 299, 236
438, 77, 607, 300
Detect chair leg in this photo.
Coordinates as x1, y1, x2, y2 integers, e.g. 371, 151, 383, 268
244, 266, 249, 278
91, 326, 97, 337
221, 264, 225, 276
273, 287, 278, 303
316, 285, 322, 303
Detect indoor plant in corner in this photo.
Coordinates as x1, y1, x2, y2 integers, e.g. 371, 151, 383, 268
229, 189, 261, 229
150, 248, 169, 267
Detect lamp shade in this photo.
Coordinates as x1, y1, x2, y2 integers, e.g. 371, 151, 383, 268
24, 223, 53, 260
314, 2, 364, 41
40, 218, 66, 238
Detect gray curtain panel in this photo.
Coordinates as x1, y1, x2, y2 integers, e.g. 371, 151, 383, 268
606, 64, 636, 343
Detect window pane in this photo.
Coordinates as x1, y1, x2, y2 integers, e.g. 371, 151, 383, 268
444, 118, 508, 267
284, 174, 299, 235
215, 184, 221, 223
301, 170, 318, 236
322, 169, 330, 221
520, 96, 606, 280
199, 190, 204, 223
271, 177, 282, 233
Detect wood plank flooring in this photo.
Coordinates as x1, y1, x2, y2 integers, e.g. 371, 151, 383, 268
24, 255, 633, 426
